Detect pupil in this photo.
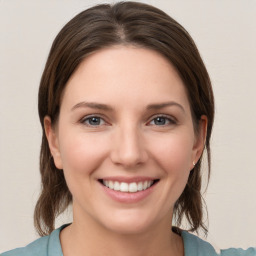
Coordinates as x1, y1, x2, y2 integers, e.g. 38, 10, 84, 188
89, 117, 100, 125
155, 117, 166, 125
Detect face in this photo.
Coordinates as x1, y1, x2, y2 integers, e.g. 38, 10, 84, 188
45, 46, 206, 235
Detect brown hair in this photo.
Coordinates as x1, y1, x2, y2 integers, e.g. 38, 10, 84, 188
35, 1, 214, 236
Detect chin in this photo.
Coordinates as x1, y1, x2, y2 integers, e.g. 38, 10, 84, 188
98, 210, 160, 235
105, 221, 152, 235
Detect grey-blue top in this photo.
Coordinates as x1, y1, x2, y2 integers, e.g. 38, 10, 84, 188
1, 225, 255, 256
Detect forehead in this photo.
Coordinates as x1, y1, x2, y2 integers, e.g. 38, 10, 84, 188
61, 46, 190, 111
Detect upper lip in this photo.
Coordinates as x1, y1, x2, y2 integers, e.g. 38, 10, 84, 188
98, 176, 159, 183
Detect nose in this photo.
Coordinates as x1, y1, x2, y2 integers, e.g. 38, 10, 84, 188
110, 125, 148, 168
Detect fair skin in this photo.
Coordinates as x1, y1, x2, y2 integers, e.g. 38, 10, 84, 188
45, 46, 207, 256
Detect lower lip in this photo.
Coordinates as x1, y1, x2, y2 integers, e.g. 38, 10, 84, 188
100, 182, 157, 203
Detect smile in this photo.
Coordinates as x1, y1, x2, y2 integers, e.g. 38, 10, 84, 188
99, 179, 159, 193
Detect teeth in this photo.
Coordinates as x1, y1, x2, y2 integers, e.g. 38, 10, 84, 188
102, 180, 155, 193
109, 181, 114, 189
129, 182, 137, 193
143, 181, 148, 190
120, 182, 129, 192
113, 181, 120, 191
137, 182, 143, 191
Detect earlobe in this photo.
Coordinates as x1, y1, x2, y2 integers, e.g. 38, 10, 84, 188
192, 115, 208, 168
44, 116, 63, 169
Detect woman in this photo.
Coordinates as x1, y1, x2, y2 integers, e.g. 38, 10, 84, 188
2, 2, 255, 256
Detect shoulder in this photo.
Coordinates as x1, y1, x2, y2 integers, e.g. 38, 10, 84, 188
220, 247, 256, 256
181, 230, 219, 256
1, 236, 50, 256
1, 225, 65, 256
181, 231, 256, 256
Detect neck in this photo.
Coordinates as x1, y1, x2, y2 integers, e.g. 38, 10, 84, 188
60, 208, 184, 256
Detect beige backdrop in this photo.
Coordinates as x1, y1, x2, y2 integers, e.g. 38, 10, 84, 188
0, 0, 256, 252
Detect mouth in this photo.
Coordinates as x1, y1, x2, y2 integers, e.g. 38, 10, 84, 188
98, 179, 160, 193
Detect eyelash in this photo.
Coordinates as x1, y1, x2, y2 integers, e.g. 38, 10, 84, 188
80, 115, 107, 127
80, 114, 176, 127
148, 115, 177, 126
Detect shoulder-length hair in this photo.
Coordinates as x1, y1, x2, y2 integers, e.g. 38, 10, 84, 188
35, 1, 214, 236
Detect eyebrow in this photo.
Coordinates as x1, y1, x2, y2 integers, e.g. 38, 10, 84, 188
146, 101, 185, 112
71, 101, 185, 112
71, 101, 114, 111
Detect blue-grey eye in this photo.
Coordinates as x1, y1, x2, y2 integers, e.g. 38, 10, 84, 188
149, 116, 173, 126
83, 116, 105, 126
154, 117, 167, 125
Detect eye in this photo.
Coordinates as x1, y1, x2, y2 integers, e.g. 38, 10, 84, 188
81, 116, 106, 126
148, 115, 176, 126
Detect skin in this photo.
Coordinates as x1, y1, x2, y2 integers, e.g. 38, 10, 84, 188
45, 46, 207, 256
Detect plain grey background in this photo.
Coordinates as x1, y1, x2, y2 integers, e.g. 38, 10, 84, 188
0, 0, 256, 252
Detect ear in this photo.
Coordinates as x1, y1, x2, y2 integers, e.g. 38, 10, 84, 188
44, 116, 63, 169
191, 115, 208, 169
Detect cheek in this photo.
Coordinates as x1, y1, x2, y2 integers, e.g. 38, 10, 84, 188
150, 133, 194, 173
149, 133, 194, 201
58, 132, 111, 202
58, 131, 109, 178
